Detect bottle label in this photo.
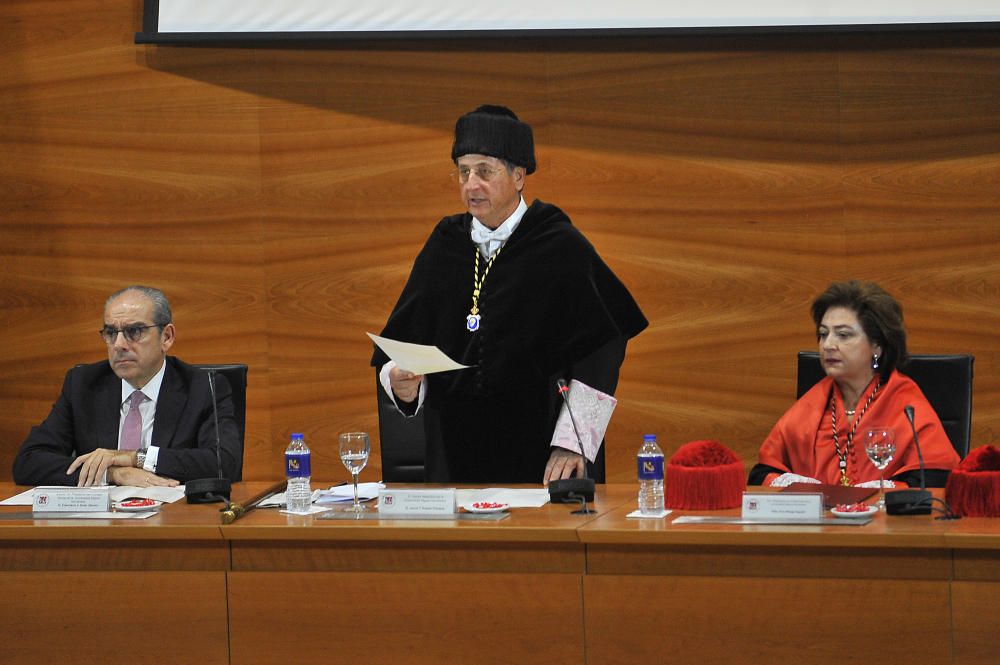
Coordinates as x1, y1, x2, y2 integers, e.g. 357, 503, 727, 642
286, 452, 311, 478
637, 455, 664, 481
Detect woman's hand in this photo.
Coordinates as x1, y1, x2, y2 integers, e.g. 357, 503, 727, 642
769, 473, 822, 487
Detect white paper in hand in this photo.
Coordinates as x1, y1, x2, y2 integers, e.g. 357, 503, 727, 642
367, 333, 471, 375
550, 379, 617, 462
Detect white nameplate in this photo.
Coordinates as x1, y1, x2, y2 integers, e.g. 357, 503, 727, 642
32, 486, 111, 512
378, 488, 456, 516
742, 492, 823, 521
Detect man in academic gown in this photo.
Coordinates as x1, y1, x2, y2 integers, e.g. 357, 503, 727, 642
13, 286, 241, 487
372, 105, 647, 484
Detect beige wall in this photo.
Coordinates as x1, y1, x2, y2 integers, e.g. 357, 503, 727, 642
1, 2, 998, 482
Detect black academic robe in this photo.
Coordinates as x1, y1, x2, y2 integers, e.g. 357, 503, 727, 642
372, 199, 647, 483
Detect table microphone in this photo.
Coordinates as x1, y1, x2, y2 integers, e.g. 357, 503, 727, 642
548, 379, 596, 514
885, 405, 932, 515
186, 369, 233, 504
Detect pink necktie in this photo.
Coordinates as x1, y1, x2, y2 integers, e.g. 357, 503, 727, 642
121, 390, 145, 451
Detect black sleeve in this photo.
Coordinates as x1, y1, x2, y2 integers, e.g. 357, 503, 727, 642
891, 468, 950, 489
748, 463, 785, 486
569, 336, 626, 396
153, 373, 242, 483
12, 370, 81, 486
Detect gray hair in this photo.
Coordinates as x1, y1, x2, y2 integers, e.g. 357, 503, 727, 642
105, 285, 173, 326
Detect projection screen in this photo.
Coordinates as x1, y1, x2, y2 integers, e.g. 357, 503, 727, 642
137, 0, 1000, 43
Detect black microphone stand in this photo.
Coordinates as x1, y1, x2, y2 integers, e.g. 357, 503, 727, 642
885, 405, 932, 515
186, 369, 233, 504
548, 379, 596, 515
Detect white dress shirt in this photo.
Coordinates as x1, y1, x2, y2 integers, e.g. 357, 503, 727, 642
118, 359, 167, 472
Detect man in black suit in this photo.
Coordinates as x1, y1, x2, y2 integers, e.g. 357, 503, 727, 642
13, 286, 242, 487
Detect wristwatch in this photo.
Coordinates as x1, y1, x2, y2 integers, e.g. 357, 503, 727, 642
135, 449, 147, 469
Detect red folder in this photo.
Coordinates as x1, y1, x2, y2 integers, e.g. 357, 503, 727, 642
780, 482, 877, 507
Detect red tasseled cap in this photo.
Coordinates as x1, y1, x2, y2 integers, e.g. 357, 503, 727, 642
945, 445, 1000, 517
665, 440, 745, 510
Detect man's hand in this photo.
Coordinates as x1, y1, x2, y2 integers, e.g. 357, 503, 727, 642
389, 366, 423, 403
543, 447, 586, 486
67, 448, 135, 486
107, 466, 179, 488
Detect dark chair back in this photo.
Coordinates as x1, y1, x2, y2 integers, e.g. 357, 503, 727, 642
195, 363, 248, 481
375, 371, 426, 482
796, 352, 974, 459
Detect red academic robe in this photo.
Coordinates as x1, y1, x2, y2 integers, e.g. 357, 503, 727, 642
757, 370, 959, 486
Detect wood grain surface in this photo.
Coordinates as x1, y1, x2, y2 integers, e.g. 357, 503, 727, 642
952, 580, 1000, 665
229, 571, 585, 665
584, 574, 951, 665
1, 4, 998, 486
0, 481, 997, 663
0, 571, 228, 665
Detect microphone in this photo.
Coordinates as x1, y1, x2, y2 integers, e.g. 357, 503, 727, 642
186, 369, 233, 504
884, 405, 932, 515
548, 379, 596, 514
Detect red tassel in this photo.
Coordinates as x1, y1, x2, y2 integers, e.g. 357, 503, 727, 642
945, 445, 1000, 517
959, 445, 1000, 472
665, 440, 745, 510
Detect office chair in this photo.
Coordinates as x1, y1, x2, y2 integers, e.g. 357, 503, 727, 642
796, 352, 973, 459
375, 371, 426, 482
195, 363, 247, 481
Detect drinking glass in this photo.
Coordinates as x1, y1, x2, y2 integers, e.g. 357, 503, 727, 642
338, 432, 371, 513
864, 426, 896, 510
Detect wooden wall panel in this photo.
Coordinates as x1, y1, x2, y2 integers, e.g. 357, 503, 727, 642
585, 574, 951, 665
1, 2, 998, 485
0, 570, 228, 665
230, 571, 585, 665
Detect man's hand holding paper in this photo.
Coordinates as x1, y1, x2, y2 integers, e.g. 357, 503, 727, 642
370, 332, 473, 409
388, 366, 423, 403
367, 333, 471, 376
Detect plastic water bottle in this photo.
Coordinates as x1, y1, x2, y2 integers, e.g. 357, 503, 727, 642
638, 433, 665, 515
285, 432, 312, 513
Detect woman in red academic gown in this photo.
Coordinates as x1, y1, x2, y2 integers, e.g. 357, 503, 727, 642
749, 281, 960, 488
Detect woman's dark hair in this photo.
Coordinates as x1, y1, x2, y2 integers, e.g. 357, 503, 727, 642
810, 280, 908, 380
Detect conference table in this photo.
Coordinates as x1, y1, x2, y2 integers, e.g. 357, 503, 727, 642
1, 482, 998, 665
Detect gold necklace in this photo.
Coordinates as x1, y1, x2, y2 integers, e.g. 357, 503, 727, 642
829, 379, 880, 486
466, 245, 502, 332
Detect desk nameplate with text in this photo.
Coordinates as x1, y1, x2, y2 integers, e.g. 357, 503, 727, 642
378, 488, 456, 516
31, 486, 110, 512
742, 492, 823, 521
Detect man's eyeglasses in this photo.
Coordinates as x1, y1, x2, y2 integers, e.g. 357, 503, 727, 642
450, 164, 508, 184
99, 324, 161, 345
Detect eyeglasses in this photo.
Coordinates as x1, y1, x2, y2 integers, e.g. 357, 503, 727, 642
450, 164, 508, 184
99, 324, 161, 345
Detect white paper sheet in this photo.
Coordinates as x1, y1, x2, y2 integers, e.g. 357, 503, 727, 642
626, 509, 672, 519
31, 511, 158, 520
256, 483, 386, 508
279, 505, 332, 516
454, 488, 550, 508
1, 485, 186, 506
314, 482, 385, 504
367, 333, 471, 375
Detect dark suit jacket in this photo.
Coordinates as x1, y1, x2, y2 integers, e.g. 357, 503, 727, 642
13, 356, 243, 486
